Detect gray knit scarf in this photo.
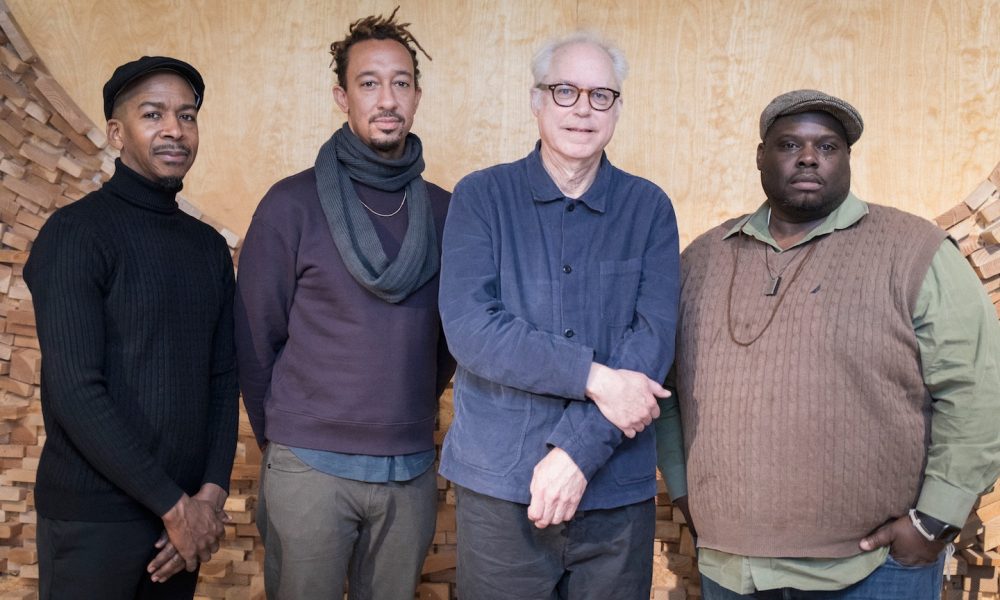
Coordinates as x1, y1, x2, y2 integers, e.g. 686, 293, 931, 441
315, 123, 438, 303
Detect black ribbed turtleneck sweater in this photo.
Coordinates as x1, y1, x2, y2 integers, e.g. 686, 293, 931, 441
24, 159, 238, 522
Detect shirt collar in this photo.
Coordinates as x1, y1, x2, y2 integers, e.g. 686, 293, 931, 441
527, 141, 611, 213
723, 192, 869, 250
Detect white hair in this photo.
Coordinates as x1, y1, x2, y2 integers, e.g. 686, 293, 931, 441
530, 31, 629, 89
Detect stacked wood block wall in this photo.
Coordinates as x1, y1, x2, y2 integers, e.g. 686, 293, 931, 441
0, 0, 997, 597
936, 161, 1000, 600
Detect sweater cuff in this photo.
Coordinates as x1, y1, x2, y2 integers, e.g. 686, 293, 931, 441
149, 483, 187, 519
916, 477, 980, 529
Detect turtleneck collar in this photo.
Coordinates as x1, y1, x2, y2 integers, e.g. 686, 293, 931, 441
105, 159, 182, 214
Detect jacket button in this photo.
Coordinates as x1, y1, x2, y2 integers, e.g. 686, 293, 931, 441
487, 307, 498, 315
566, 203, 576, 212
562, 264, 572, 274
564, 329, 575, 338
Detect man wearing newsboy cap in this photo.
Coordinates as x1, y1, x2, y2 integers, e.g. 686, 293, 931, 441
655, 89, 1000, 599
25, 56, 237, 599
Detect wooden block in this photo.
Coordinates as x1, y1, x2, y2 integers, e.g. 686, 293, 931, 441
0, 589, 38, 600
0, 45, 27, 74
32, 73, 91, 136
417, 582, 450, 600
0, 117, 24, 146
936, 202, 974, 229
0, 72, 26, 103
981, 516, 1000, 551
421, 549, 456, 574
0, 484, 24, 500
965, 179, 999, 211
0, 8, 39, 63
980, 498, 1000, 524
200, 559, 233, 578
21, 115, 64, 147
2, 174, 60, 209
19, 141, 61, 171
55, 155, 84, 178
7, 545, 35, 564
9, 348, 39, 385
948, 219, 975, 241
10, 223, 37, 243
22, 101, 50, 126
983, 226, 1000, 246
0, 159, 25, 179
86, 127, 107, 149
970, 244, 1000, 273
14, 211, 42, 232
435, 504, 455, 533
976, 258, 1000, 281
0, 521, 22, 538
46, 111, 100, 155
0, 250, 28, 264
655, 519, 682, 540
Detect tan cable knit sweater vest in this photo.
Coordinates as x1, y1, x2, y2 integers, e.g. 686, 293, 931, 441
676, 204, 947, 558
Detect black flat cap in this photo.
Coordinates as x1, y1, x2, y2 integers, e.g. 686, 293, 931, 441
760, 89, 864, 146
102, 56, 204, 120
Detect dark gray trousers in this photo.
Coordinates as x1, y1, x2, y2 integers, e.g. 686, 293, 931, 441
37, 515, 199, 600
455, 485, 655, 600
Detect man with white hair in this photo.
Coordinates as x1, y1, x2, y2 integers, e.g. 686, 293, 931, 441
438, 32, 683, 599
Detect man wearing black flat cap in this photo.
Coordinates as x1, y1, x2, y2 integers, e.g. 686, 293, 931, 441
656, 89, 1000, 599
25, 56, 237, 599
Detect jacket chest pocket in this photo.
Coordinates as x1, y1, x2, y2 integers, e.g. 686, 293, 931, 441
599, 258, 642, 326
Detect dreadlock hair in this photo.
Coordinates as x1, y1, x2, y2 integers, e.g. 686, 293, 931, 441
329, 7, 432, 89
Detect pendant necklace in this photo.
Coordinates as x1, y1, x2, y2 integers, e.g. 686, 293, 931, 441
727, 232, 820, 347
761, 244, 804, 296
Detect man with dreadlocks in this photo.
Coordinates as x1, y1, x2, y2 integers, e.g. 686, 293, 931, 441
235, 9, 454, 599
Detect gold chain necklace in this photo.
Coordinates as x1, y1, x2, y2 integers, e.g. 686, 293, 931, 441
359, 189, 406, 217
727, 232, 819, 347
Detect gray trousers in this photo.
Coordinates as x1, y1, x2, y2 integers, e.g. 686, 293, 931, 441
455, 485, 655, 600
258, 443, 437, 600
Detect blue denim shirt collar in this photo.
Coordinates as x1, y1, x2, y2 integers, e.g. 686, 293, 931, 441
527, 141, 611, 214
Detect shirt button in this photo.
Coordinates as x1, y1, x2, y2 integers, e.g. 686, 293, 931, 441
566, 203, 576, 212
564, 329, 575, 338
487, 307, 498, 315
562, 264, 572, 274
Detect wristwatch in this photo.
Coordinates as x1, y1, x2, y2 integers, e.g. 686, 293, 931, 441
908, 509, 961, 542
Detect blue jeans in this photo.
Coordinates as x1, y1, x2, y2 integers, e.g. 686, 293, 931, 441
701, 552, 945, 600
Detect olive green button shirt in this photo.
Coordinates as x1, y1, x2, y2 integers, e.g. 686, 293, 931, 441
656, 194, 1000, 593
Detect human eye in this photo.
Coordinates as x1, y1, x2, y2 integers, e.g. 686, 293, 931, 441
554, 84, 577, 98
591, 89, 612, 104
393, 80, 411, 88
179, 113, 197, 122
359, 80, 378, 89
143, 112, 161, 120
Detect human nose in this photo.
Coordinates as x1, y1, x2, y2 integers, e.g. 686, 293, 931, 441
572, 91, 593, 115
797, 144, 818, 167
377, 84, 398, 110
159, 113, 182, 139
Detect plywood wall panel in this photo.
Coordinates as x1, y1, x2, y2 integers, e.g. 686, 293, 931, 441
6, 0, 999, 246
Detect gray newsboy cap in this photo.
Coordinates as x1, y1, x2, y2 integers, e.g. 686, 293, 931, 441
759, 89, 864, 146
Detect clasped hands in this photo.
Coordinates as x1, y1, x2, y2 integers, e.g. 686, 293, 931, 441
527, 364, 668, 529
147, 483, 230, 583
